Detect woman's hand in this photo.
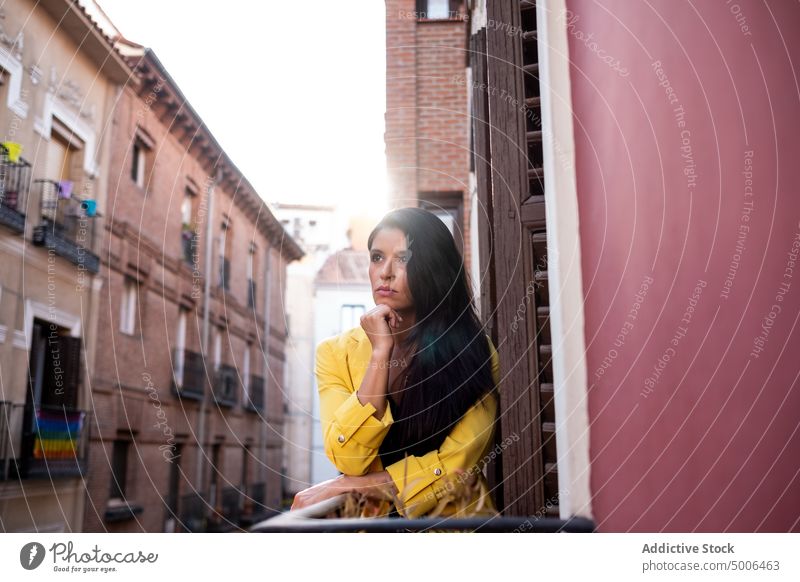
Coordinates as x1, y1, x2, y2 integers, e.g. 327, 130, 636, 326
291, 475, 353, 511
360, 304, 403, 353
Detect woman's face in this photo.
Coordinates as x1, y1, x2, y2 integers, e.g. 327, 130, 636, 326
369, 227, 414, 312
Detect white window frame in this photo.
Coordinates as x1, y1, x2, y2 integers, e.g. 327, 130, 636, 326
242, 343, 251, 404
213, 326, 222, 371
340, 304, 366, 333
120, 280, 137, 335
132, 141, 146, 188
537, 0, 592, 520
174, 308, 187, 386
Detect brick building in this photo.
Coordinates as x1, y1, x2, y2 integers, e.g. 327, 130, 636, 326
385, 0, 473, 267
83, 39, 303, 532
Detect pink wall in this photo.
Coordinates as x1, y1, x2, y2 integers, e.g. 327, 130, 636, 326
566, 0, 800, 531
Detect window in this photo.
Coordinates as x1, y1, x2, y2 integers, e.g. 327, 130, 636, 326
174, 308, 187, 386
340, 304, 366, 333
417, 0, 458, 19
109, 440, 130, 500
131, 140, 147, 188
247, 244, 256, 308
213, 326, 222, 371
120, 279, 137, 335
420, 193, 463, 254
218, 219, 231, 290
242, 343, 251, 405
181, 189, 197, 265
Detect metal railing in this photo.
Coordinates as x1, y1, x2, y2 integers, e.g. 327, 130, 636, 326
31, 179, 99, 273
251, 494, 596, 533
212, 364, 238, 407
182, 228, 199, 266
1, 402, 90, 480
0, 145, 31, 233
171, 349, 206, 401
245, 375, 264, 412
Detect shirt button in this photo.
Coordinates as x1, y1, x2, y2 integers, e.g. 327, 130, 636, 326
433, 468, 442, 476
337, 434, 345, 443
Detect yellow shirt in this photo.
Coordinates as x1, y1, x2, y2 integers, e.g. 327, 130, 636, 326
315, 326, 501, 518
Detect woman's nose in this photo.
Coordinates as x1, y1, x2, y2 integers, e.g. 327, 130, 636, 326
380, 259, 393, 279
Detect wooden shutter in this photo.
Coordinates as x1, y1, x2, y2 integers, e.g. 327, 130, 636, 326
470, 0, 559, 518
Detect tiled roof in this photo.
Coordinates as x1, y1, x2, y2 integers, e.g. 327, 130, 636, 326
315, 249, 370, 286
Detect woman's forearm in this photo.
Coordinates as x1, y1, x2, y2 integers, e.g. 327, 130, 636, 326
355, 348, 392, 418
344, 470, 397, 499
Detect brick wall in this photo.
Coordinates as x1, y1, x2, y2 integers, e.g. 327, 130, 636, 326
385, 0, 472, 267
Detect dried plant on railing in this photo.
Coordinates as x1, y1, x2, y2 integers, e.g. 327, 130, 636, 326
334, 459, 498, 524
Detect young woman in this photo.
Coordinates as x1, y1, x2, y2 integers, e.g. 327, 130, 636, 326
291, 207, 500, 518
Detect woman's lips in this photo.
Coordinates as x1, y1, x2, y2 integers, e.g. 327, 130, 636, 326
376, 289, 396, 297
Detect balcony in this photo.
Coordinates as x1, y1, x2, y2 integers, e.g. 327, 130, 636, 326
212, 364, 238, 407
0, 145, 31, 234
0, 402, 90, 480
31, 179, 100, 274
181, 226, 199, 267
251, 494, 596, 533
245, 375, 264, 412
207, 486, 243, 532
218, 257, 230, 291
247, 278, 256, 308
171, 349, 206, 401
178, 490, 207, 532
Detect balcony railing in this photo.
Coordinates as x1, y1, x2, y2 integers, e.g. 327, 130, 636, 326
218, 257, 230, 291
0, 145, 31, 233
1, 402, 90, 480
171, 349, 206, 401
210, 486, 243, 532
251, 495, 596, 533
212, 364, 238, 407
31, 179, 100, 273
178, 490, 207, 532
245, 375, 264, 412
247, 278, 256, 308
182, 227, 198, 267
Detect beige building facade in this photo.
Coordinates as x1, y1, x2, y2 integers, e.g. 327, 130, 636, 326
0, 0, 131, 532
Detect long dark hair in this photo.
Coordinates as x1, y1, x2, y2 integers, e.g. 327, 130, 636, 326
368, 207, 496, 467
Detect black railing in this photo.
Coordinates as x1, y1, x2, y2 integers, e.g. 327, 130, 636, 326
171, 349, 206, 401
178, 491, 207, 532
31, 179, 100, 273
182, 228, 198, 266
240, 481, 274, 526
213, 364, 238, 407
0, 145, 31, 233
247, 278, 256, 308
14, 404, 90, 479
251, 494, 596, 533
0, 401, 22, 480
218, 257, 230, 291
245, 375, 264, 412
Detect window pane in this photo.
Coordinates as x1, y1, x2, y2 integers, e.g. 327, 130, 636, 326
426, 0, 450, 19
340, 305, 366, 333
433, 209, 456, 235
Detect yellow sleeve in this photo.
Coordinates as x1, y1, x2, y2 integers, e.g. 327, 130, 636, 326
316, 339, 394, 476
384, 340, 500, 517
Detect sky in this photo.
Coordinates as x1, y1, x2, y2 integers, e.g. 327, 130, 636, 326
92, 1, 389, 218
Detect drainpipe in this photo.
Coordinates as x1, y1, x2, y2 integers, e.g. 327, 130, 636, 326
196, 170, 218, 499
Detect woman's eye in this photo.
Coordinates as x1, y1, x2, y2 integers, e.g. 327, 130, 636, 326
371, 254, 382, 262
